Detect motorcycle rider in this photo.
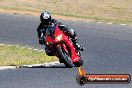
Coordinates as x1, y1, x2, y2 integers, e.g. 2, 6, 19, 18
37, 11, 84, 56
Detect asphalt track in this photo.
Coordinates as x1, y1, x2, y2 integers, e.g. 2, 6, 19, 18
0, 13, 132, 88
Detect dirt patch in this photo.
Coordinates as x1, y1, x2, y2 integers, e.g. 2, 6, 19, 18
19, 0, 35, 3
0, 0, 132, 24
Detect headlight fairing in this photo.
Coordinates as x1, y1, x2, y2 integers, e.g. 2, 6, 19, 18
56, 34, 62, 42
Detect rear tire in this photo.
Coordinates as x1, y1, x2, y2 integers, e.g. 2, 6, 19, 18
56, 46, 73, 68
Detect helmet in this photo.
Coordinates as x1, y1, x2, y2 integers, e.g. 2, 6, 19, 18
40, 11, 51, 26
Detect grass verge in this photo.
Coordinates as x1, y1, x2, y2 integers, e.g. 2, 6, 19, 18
0, 44, 57, 66
0, 0, 132, 24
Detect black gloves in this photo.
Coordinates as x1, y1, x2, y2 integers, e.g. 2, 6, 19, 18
39, 38, 46, 45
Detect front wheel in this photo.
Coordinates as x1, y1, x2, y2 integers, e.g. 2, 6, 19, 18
56, 46, 73, 68
73, 59, 83, 67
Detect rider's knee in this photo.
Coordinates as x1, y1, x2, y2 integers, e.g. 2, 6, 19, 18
67, 29, 77, 39
45, 51, 54, 56
45, 46, 54, 56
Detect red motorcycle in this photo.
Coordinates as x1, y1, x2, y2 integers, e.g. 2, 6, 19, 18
43, 24, 83, 68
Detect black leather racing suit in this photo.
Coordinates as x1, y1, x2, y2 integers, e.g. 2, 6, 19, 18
37, 19, 79, 56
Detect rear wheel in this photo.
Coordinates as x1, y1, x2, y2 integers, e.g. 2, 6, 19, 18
56, 46, 73, 68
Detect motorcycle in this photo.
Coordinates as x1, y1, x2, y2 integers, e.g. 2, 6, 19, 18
41, 24, 83, 68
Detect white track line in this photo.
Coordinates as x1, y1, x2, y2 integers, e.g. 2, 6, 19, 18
20, 61, 61, 68
0, 44, 5, 46
107, 23, 113, 24
95, 22, 132, 27
0, 61, 61, 70
120, 24, 127, 26
97, 22, 103, 24
0, 66, 17, 70
34, 49, 39, 51
21, 64, 45, 67
6, 45, 12, 46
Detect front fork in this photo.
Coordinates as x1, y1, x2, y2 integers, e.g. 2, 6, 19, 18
63, 40, 80, 63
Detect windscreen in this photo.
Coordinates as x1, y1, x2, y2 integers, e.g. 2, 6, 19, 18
46, 24, 56, 39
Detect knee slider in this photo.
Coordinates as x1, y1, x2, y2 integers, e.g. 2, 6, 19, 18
68, 29, 77, 38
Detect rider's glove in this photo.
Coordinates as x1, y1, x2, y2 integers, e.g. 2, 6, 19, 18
39, 38, 46, 45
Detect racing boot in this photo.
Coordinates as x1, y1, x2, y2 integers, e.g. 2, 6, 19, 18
75, 43, 84, 51
71, 37, 84, 57
72, 37, 84, 52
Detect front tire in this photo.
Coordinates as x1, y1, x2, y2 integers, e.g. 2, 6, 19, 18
73, 59, 83, 67
56, 46, 73, 68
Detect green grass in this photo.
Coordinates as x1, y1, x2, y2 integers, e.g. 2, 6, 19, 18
0, 0, 132, 24
0, 44, 57, 66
